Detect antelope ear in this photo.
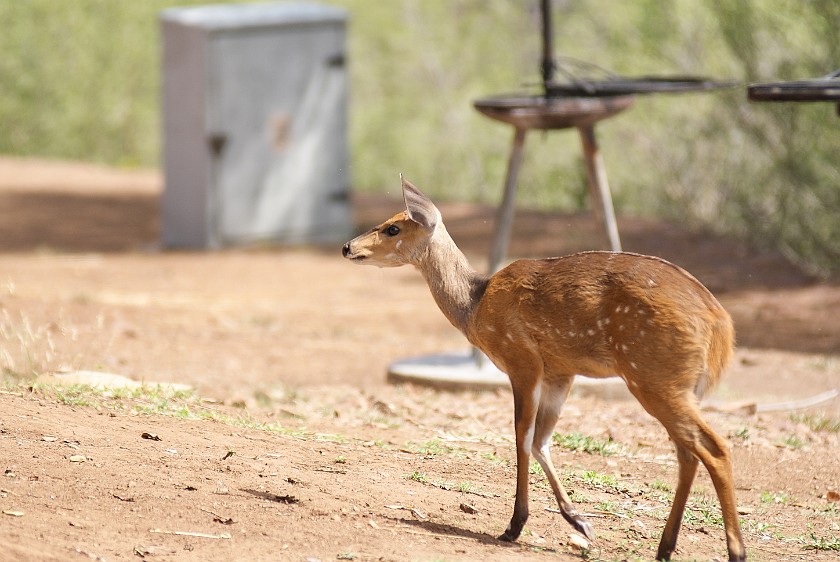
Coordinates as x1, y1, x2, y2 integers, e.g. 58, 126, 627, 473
401, 175, 440, 230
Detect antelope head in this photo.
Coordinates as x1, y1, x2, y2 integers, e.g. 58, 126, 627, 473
342, 176, 441, 268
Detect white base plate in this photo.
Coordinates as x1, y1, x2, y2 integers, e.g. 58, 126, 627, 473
388, 349, 629, 396
388, 349, 509, 390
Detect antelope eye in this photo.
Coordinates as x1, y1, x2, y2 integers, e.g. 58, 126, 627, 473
385, 225, 400, 236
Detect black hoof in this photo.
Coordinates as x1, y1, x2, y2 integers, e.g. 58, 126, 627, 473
498, 530, 517, 542
498, 522, 523, 542
574, 516, 596, 542
561, 510, 596, 541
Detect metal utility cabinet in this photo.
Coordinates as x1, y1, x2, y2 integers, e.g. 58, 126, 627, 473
160, 2, 351, 248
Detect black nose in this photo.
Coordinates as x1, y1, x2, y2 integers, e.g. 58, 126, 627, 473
342, 242, 351, 257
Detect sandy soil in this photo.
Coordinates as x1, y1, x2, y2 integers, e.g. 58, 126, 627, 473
1, 157, 838, 562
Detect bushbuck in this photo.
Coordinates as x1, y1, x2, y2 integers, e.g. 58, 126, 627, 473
342, 177, 746, 561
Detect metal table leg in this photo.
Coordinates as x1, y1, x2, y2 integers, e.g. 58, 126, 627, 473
579, 124, 622, 252
488, 127, 527, 274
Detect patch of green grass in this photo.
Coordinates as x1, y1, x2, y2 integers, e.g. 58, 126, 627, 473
51, 384, 95, 407
404, 472, 495, 498
790, 412, 840, 433
682, 494, 724, 528
799, 532, 840, 551
733, 427, 751, 441
407, 439, 452, 456
759, 491, 789, 504
596, 500, 631, 518
457, 481, 473, 493
480, 452, 507, 465
407, 471, 428, 483
743, 519, 777, 535
781, 434, 807, 449
682, 506, 724, 528
816, 501, 839, 516
567, 489, 592, 504
553, 432, 620, 456
17, 381, 348, 441
30, 382, 198, 413
580, 470, 618, 489
529, 460, 544, 476
649, 479, 672, 492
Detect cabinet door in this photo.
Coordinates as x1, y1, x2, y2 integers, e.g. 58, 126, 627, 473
208, 24, 349, 245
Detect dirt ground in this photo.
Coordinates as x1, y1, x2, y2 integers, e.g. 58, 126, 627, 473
0, 157, 838, 562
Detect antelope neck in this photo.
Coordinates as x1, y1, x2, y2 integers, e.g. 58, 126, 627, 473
415, 226, 488, 334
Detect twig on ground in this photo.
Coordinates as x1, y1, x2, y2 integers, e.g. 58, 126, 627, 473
385, 504, 427, 519
148, 528, 231, 539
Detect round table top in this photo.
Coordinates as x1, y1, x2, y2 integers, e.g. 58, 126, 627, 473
545, 76, 736, 97
473, 93, 634, 130
748, 79, 840, 102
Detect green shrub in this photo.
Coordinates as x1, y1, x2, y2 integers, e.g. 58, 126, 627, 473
1, 1, 837, 274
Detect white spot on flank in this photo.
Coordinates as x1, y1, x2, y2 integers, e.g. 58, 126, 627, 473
623, 306, 631, 313
648, 278, 657, 287
630, 362, 638, 370
615, 306, 622, 313
506, 333, 514, 341
621, 344, 629, 353
587, 329, 595, 336
568, 331, 576, 338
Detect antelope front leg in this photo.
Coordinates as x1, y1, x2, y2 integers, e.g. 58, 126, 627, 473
531, 378, 596, 541
499, 378, 540, 542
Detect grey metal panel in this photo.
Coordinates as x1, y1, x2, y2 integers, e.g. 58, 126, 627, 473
160, 2, 350, 249
160, 20, 212, 248
209, 24, 349, 244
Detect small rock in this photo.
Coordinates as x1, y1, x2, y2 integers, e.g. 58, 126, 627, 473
68, 455, 87, 463
459, 503, 478, 514
568, 533, 589, 550
826, 490, 839, 502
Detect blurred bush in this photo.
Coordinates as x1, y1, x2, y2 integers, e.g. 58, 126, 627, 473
0, 0, 837, 275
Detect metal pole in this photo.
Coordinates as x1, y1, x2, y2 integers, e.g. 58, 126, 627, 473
578, 124, 622, 252
540, 0, 554, 89
488, 127, 527, 274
